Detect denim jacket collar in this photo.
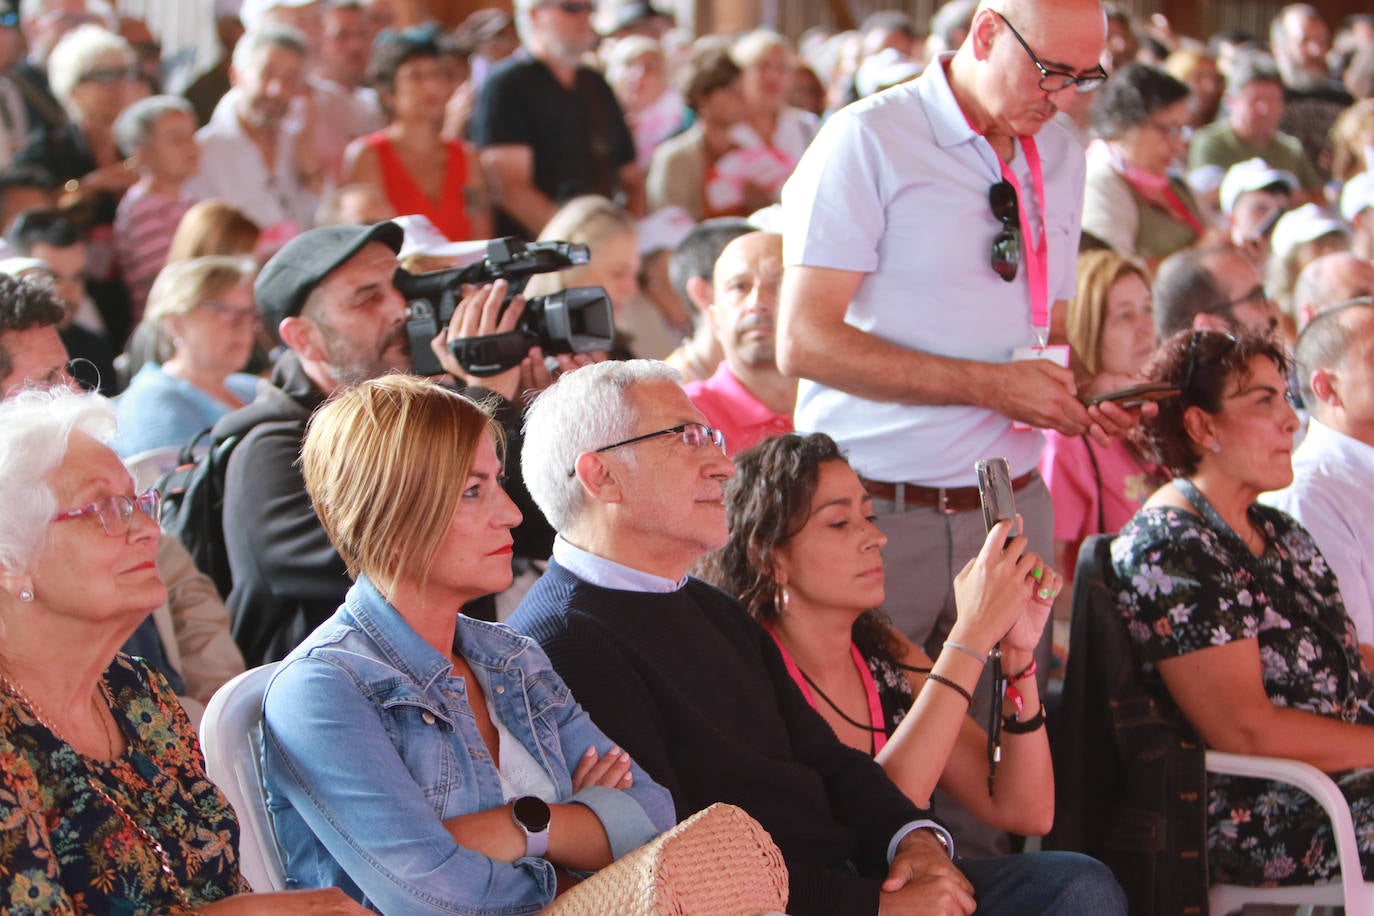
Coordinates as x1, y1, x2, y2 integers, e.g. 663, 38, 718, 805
342, 574, 537, 686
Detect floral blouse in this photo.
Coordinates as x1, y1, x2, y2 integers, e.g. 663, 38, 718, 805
1111, 481, 1374, 884
0, 654, 249, 913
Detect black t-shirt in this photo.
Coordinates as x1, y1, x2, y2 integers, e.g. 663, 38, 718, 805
472, 51, 636, 238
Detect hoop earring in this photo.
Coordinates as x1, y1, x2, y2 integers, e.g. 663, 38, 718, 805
775, 583, 789, 613
18, 587, 33, 603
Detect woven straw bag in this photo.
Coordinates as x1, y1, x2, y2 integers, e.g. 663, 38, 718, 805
543, 802, 790, 915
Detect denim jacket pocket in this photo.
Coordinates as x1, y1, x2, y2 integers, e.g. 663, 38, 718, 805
379, 687, 462, 801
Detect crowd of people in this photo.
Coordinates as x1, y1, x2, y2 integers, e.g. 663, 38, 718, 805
0, 0, 1373, 911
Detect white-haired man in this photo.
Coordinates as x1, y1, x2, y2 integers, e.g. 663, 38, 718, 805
472, 0, 643, 238
509, 359, 1126, 916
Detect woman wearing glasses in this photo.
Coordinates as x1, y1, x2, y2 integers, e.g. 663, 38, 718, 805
1082, 64, 1213, 271
1111, 328, 1374, 887
0, 388, 366, 913
261, 373, 674, 913
114, 256, 261, 458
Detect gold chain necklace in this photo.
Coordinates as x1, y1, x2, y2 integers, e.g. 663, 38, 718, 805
0, 669, 193, 911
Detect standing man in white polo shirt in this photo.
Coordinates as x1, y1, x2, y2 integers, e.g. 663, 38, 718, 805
778, 0, 1132, 855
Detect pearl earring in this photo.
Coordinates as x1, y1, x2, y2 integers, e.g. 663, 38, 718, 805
18, 587, 33, 602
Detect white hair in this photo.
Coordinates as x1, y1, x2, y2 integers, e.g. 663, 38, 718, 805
730, 29, 793, 69
231, 25, 309, 75
0, 387, 117, 574
113, 94, 194, 156
522, 359, 682, 533
47, 24, 132, 108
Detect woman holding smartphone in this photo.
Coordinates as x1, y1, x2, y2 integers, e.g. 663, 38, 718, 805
703, 432, 1061, 834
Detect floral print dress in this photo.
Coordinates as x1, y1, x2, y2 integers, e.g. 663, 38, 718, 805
0, 654, 249, 913
1111, 479, 1374, 885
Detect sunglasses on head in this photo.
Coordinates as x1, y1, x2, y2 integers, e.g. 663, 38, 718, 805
988, 180, 1020, 283
544, 1, 595, 12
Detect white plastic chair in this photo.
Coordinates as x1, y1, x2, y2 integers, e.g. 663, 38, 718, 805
1206, 750, 1374, 916
124, 445, 188, 493
199, 664, 287, 893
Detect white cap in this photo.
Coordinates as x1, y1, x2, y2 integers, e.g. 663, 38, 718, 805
239, 0, 319, 31
0, 256, 47, 277
1185, 164, 1226, 196
392, 215, 489, 264
635, 206, 695, 255
854, 47, 922, 99
1218, 158, 1299, 216
1340, 171, 1374, 222
1270, 203, 1348, 261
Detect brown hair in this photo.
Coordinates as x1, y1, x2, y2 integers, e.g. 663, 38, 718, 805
301, 374, 503, 600
698, 432, 905, 662
1132, 328, 1290, 476
166, 199, 261, 262
1067, 250, 1152, 377
145, 255, 257, 361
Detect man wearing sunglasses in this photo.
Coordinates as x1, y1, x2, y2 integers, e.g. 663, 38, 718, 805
0, 270, 246, 725
473, 0, 643, 239
777, 0, 1133, 857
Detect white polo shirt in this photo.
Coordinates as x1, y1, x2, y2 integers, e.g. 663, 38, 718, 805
781, 56, 1085, 487
1262, 418, 1374, 644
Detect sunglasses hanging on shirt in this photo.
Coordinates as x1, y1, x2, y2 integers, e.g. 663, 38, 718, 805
988, 180, 1021, 283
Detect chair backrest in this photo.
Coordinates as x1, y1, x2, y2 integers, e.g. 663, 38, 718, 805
1046, 534, 1209, 915
198, 664, 287, 893
124, 445, 189, 493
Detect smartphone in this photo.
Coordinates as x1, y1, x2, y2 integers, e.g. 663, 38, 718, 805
1081, 382, 1181, 408
975, 457, 1020, 538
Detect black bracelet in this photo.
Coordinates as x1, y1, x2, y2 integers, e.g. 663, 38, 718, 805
924, 672, 973, 706
1002, 703, 1046, 734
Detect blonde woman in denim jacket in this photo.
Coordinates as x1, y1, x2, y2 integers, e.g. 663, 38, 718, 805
262, 373, 674, 914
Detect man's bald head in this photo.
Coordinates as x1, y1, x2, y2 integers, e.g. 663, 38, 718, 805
1293, 252, 1374, 330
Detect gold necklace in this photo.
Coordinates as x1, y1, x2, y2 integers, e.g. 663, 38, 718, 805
0, 669, 193, 911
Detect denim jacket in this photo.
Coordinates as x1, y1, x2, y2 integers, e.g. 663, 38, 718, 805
262, 575, 675, 915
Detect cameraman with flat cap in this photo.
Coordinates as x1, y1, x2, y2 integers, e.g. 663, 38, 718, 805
220, 222, 575, 665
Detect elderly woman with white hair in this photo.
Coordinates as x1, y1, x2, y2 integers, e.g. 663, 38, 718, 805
114, 256, 260, 457
17, 23, 139, 208
0, 386, 366, 913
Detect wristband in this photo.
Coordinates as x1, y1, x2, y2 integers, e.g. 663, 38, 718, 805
1002, 703, 1047, 734
1008, 658, 1037, 682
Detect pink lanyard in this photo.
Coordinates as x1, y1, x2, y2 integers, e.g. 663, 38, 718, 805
995, 135, 1051, 342
767, 628, 888, 755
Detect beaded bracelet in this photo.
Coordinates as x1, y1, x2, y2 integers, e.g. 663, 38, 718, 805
924, 672, 973, 706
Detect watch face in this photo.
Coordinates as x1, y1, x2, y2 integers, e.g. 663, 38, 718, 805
512, 795, 551, 833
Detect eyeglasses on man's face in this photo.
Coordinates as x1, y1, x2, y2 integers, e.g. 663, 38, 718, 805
988, 179, 1021, 283
52, 489, 162, 538
566, 422, 727, 476
992, 10, 1109, 94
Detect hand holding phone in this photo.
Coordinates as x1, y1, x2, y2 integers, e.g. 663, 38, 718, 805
976, 457, 1021, 539
1081, 381, 1180, 408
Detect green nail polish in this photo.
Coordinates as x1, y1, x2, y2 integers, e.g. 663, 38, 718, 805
1031, 566, 1044, 580
1037, 586, 1052, 600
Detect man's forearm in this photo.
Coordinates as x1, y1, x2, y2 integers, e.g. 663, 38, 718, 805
496, 183, 559, 238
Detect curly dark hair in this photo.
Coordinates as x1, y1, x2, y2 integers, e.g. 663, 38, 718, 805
1089, 63, 1190, 140
366, 29, 446, 118
0, 272, 67, 385
697, 432, 906, 663
1131, 327, 1291, 476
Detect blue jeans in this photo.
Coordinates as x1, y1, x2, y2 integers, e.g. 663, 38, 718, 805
960, 852, 1128, 914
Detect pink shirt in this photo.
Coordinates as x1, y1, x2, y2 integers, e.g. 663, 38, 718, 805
683, 363, 793, 457
1038, 431, 1163, 573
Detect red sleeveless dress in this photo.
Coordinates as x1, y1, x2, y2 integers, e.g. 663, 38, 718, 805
363, 130, 475, 241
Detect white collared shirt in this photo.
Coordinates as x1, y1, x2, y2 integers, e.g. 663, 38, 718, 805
185, 89, 321, 233
1262, 418, 1374, 643
551, 536, 686, 593
781, 54, 1085, 487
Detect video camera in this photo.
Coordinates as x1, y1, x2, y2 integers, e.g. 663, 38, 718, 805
399, 237, 615, 377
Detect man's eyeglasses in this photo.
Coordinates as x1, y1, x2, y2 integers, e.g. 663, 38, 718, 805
52, 489, 162, 537
992, 11, 1109, 94
1207, 284, 1277, 331
988, 180, 1020, 283
567, 422, 726, 476
78, 66, 138, 85
542, 1, 595, 13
